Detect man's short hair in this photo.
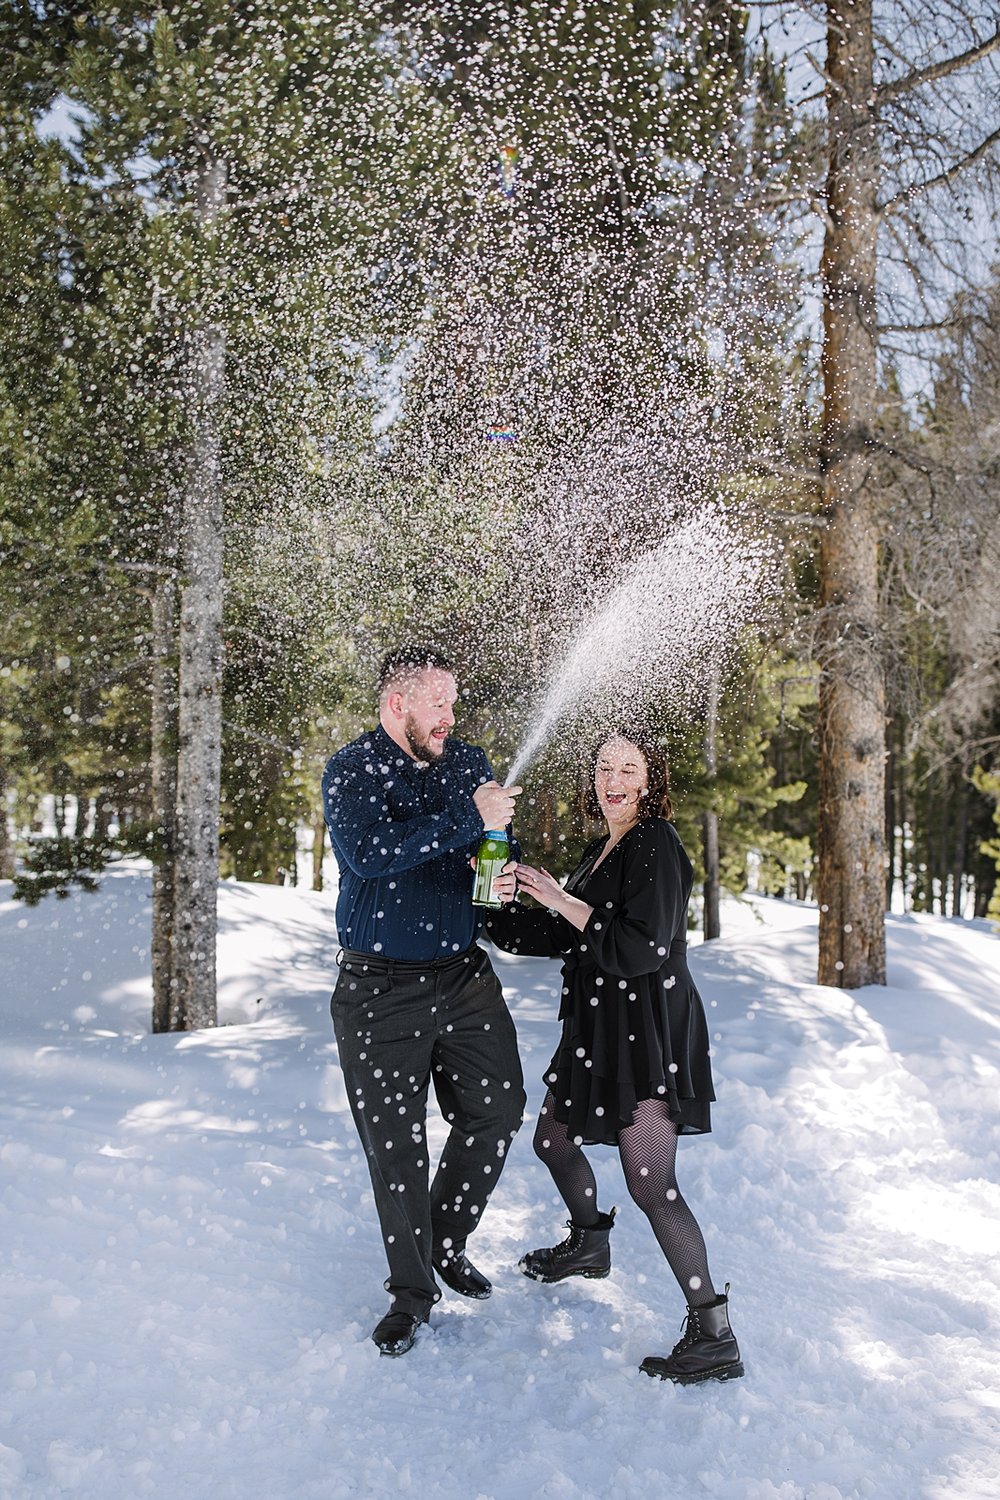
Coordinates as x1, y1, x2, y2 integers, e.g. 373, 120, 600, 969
377, 645, 454, 698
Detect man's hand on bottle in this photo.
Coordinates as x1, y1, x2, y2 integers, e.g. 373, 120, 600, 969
468, 857, 518, 904
473, 780, 522, 830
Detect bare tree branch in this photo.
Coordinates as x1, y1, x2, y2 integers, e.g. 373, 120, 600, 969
742, 456, 824, 487
878, 316, 956, 334
804, 49, 839, 94
880, 126, 1000, 214
876, 25, 1000, 105
761, 187, 827, 217
863, 436, 933, 475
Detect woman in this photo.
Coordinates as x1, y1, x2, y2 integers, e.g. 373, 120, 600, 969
485, 729, 743, 1385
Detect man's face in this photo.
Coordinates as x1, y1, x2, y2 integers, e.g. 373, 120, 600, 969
397, 669, 458, 760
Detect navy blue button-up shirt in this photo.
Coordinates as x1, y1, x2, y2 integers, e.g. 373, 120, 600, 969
322, 724, 500, 961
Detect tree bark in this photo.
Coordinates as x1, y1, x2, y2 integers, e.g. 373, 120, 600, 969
0, 746, 14, 879
74, 790, 90, 839
883, 729, 894, 909
311, 809, 326, 892
94, 793, 114, 840
171, 152, 227, 1031
150, 567, 178, 1033
702, 670, 721, 941
950, 769, 968, 919
816, 0, 887, 987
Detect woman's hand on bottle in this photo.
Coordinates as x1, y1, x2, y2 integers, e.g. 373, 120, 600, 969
512, 862, 564, 907
514, 862, 594, 932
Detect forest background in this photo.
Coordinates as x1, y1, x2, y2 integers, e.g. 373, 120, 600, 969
1, 0, 999, 1031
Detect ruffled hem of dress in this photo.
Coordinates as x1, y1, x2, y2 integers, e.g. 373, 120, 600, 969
542, 1058, 712, 1145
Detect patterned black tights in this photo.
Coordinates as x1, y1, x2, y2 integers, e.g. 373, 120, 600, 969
532, 1091, 716, 1306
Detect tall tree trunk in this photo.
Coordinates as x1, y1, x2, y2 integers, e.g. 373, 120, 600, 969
935, 779, 948, 914
74, 789, 90, 838
311, 809, 326, 892
94, 793, 114, 840
950, 768, 968, 918
893, 717, 911, 912
0, 746, 14, 879
702, 671, 721, 941
816, 0, 887, 987
150, 567, 178, 1033
883, 730, 894, 909
171, 152, 227, 1031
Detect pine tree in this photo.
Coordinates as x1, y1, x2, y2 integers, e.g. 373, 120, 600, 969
757, 1, 1000, 985
2, 0, 422, 1026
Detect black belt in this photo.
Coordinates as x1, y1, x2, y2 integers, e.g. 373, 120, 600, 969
337, 945, 482, 975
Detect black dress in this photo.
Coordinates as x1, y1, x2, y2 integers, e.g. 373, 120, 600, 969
485, 817, 714, 1146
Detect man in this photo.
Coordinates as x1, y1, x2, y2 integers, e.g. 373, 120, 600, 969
323, 646, 525, 1357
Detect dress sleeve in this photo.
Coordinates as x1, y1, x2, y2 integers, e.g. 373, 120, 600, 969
575, 820, 688, 978
483, 837, 600, 957
483, 902, 573, 958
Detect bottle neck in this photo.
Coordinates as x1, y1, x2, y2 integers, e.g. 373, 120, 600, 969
484, 829, 507, 839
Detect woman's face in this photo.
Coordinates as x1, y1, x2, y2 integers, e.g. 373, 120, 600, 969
594, 736, 649, 831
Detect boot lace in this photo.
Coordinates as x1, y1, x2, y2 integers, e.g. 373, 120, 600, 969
551, 1222, 584, 1259
672, 1307, 703, 1355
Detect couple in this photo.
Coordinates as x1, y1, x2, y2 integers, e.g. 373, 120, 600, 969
322, 645, 743, 1384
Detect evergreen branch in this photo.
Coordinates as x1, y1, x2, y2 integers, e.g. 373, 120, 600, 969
880, 126, 1000, 213
1, 537, 176, 579
222, 718, 300, 754
100, 559, 179, 578
876, 26, 1000, 106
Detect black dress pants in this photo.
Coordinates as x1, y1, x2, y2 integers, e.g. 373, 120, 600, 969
331, 945, 525, 1316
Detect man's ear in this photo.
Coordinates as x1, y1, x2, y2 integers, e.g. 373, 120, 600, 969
385, 690, 405, 720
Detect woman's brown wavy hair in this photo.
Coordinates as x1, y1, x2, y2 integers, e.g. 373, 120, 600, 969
583, 727, 673, 822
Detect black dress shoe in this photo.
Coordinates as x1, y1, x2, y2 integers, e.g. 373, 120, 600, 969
371, 1307, 428, 1357
433, 1247, 492, 1299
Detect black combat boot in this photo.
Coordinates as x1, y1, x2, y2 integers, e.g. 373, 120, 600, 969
640, 1284, 744, 1384
519, 1208, 616, 1283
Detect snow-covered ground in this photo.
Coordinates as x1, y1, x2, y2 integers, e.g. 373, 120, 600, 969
2, 863, 998, 1500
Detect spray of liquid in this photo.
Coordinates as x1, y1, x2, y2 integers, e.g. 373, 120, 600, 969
505, 505, 772, 785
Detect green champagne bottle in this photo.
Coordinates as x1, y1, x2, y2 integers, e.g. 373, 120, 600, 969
471, 829, 509, 908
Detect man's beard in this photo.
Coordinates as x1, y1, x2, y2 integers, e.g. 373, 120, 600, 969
404, 717, 446, 762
